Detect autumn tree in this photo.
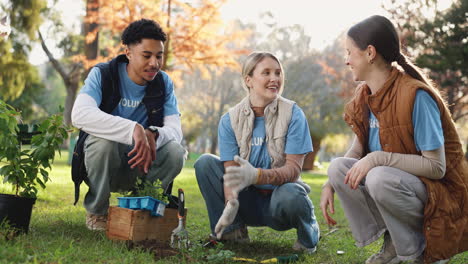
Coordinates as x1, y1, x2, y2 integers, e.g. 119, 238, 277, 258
177, 20, 252, 154
76, 0, 251, 154
79, 0, 249, 79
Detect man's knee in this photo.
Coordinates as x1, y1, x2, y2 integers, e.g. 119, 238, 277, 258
84, 136, 121, 172
161, 141, 186, 169
85, 136, 118, 157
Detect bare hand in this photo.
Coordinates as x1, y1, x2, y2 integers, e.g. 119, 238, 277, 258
320, 183, 337, 226
344, 157, 372, 190
128, 124, 152, 174
144, 129, 157, 162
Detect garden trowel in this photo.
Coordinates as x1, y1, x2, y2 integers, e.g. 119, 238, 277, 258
170, 188, 189, 248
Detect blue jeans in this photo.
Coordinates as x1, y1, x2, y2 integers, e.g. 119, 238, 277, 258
194, 154, 320, 248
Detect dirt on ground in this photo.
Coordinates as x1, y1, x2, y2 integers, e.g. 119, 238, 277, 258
126, 239, 180, 260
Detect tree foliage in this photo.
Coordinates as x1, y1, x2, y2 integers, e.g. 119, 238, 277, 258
0, 0, 46, 105
179, 67, 244, 154
177, 20, 254, 154
179, 16, 356, 162
36, 3, 85, 126
384, 0, 467, 122
77, 0, 250, 83
258, 20, 354, 167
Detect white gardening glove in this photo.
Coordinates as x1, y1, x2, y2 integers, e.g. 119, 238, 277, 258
214, 199, 239, 239
224, 155, 259, 194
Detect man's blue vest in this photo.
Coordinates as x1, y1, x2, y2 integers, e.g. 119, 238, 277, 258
71, 54, 166, 205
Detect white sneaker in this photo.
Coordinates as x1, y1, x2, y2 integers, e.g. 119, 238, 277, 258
292, 240, 317, 254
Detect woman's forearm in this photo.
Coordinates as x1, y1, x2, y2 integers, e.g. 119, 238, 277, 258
257, 154, 304, 185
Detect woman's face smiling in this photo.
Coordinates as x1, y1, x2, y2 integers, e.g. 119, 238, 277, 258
345, 36, 370, 82
246, 57, 282, 107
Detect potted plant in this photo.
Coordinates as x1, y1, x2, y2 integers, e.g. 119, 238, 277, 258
0, 100, 68, 234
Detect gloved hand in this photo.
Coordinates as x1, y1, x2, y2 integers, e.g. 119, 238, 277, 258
214, 199, 239, 239
224, 155, 259, 194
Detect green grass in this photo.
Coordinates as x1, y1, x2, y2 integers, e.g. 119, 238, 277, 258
0, 151, 467, 263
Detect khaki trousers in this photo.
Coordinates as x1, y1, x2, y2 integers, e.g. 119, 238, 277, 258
83, 135, 186, 215
328, 157, 427, 261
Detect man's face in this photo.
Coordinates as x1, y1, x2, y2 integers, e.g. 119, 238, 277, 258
125, 38, 164, 85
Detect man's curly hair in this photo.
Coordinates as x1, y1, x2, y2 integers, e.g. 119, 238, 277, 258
121, 19, 167, 46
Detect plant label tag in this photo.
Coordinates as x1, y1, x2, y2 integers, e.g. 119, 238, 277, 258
156, 203, 165, 216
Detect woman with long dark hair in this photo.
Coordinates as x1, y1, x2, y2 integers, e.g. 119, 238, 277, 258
320, 15, 467, 264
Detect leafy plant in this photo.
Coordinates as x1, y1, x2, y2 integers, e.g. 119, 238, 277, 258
0, 219, 16, 241
123, 178, 169, 204
0, 100, 68, 198
206, 249, 235, 262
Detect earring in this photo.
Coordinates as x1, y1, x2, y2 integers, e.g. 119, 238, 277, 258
369, 59, 374, 64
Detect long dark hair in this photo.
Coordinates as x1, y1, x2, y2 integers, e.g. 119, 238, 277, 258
347, 15, 433, 88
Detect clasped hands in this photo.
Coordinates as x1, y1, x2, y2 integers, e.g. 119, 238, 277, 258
214, 155, 258, 239
224, 155, 259, 194
128, 124, 157, 174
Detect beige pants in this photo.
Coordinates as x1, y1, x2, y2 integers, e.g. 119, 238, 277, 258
328, 157, 427, 261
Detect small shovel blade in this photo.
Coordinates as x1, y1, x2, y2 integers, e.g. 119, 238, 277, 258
170, 189, 189, 248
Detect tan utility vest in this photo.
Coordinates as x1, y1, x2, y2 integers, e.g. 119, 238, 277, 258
229, 96, 294, 168
344, 67, 468, 263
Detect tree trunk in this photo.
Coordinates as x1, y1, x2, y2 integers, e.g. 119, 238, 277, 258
209, 125, 218, 154
211, 87, 225, 155
303, 136, 322, 171
84, 0, 99, 76
465, 141, 468, 161
64, 83, 78, 126
38, 30, 80, 126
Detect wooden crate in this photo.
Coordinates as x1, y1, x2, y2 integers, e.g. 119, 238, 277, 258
106, 206, 187, 243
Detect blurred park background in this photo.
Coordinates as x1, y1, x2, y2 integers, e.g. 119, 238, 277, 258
0, 0, 467, 167
1, 2, 467, 262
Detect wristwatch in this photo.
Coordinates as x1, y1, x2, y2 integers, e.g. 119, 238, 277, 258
148, 126, 160, 140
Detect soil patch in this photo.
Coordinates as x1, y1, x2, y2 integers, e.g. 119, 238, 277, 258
126, 240, 179, 260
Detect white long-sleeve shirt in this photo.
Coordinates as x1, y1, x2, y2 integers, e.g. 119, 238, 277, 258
71, 65, 182, 149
